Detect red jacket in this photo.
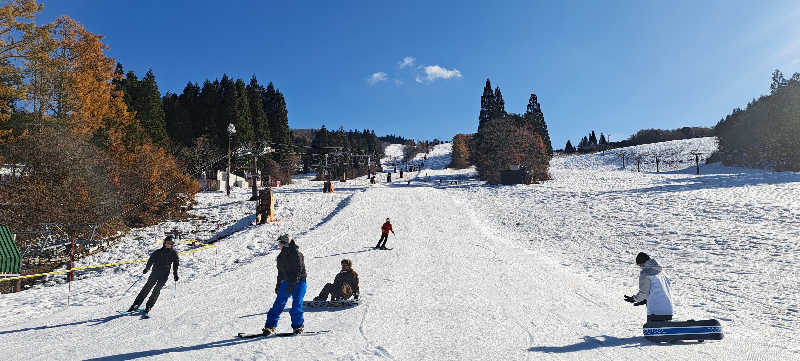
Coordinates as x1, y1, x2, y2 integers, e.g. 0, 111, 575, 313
381, 221, 393, 235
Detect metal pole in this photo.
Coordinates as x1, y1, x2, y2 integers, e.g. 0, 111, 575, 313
68, 235, 75, 306
226, 135, 232, 196
695, 154, 700, 175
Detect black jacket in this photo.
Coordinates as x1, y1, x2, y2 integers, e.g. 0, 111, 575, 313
333, 269, 359, 297
275, 243, 307, 292
145, 247, 179, 279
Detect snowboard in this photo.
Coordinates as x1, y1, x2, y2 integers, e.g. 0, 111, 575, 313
372, 247, 393, 250
237, 330, 330, 339
643, 319, 723, 343
303, 299, 361, 308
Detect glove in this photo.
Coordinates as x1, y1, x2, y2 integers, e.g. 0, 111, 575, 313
274, 285, 279, 294
285, 284, 294, 295
623, 295, 635, 303
174, 275, 179, 282
354, 293, 359, 300
634, 299, 647, 306
143, 269, 148, 274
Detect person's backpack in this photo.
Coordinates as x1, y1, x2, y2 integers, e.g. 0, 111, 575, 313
340, 282, 354, 300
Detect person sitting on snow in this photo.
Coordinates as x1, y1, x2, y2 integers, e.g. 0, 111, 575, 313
624, 252, 674, 322
313, 259, 359, 301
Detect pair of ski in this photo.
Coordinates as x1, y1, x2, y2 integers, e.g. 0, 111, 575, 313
237, 330, 330, 339
118, 308, 150, 319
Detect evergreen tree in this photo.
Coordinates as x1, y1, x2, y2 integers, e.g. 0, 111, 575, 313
523, 93, 553, 156
263, 82, 290, 160
137, 69, 169, 148
199, 80, 220, 144
246, 75, 270, 147
589, 130, 597, 145
478, 79, 495, 131
112, 62, 125, 92
217, 75, 236, 149
578, 136, 589, 152
231, 78, 254, 147
493, 87, 506, 119
565, 140, 575, 153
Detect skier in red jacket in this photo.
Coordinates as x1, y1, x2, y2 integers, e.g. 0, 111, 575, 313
374, 218, 395, 249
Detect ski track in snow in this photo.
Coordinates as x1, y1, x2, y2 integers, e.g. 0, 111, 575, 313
1, 138, 799, 360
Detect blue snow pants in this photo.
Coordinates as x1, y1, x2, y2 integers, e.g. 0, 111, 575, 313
265, 280, 306, 329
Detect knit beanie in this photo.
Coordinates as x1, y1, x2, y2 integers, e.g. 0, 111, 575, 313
635, 252, 650, 265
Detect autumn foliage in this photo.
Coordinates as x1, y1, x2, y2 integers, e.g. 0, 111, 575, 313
0, 2, 197, 240
449, 133, 471, 169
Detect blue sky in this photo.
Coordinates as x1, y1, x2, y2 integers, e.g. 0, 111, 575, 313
38, 1, 800, 148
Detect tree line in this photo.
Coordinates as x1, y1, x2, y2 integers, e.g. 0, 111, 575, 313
563, 126, 714, 154
710, 69, 800, 171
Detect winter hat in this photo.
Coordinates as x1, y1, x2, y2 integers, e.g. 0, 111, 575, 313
635, 252, 650, 265
277, 234, 291, 246
386, 217, 390, 222
163, 235, 175, 246
341, 259, 352, 266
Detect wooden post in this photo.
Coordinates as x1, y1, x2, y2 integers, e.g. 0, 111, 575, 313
256, 188, 276, 223
637, 159, 641, 172
656, 156, 660, 173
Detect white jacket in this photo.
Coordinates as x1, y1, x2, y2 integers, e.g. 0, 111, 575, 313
632, 259, 674, 316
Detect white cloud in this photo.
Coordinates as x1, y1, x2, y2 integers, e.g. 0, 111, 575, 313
367, 72, 388, 85
417, 65, 462, 83
398, 56, 416, 68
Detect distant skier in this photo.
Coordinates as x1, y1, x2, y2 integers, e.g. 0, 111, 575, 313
375, 218, 395, 249
313, 259, 360, 301
624, 252, 674, 321
263, 234, 307, 335
126, 236, 179, 314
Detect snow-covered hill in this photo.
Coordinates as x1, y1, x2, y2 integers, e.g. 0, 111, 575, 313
2, 137, 799, 360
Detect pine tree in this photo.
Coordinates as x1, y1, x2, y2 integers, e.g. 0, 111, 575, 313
578, 136, 589, 152
137, 69, 169, 148
589, 131, 597, 145
112, 63, 125, 92
599, 133, 607, 145
232, 78, 254, 147
524, 93, 553, 156
263, 82, 290, 160
478, 79, 495, 131
246, 75, 270, 147
217, 75, 235, 149
565, 140, 575, 153
199, 80, 219, 145
493, 87, 506, 119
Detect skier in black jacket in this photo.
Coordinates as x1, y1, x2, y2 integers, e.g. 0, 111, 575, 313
263, 234, 307, 335
127, 236, 179, 313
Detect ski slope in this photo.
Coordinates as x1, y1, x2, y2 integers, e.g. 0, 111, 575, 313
2, 138, 799, 360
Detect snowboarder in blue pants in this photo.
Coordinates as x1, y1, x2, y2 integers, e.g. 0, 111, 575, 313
264, 234, 307, 335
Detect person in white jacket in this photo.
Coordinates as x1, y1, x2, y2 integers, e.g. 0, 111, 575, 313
624, 252, 674, 322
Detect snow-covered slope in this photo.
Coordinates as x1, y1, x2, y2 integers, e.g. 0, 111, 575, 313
2, 138, 799, 360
